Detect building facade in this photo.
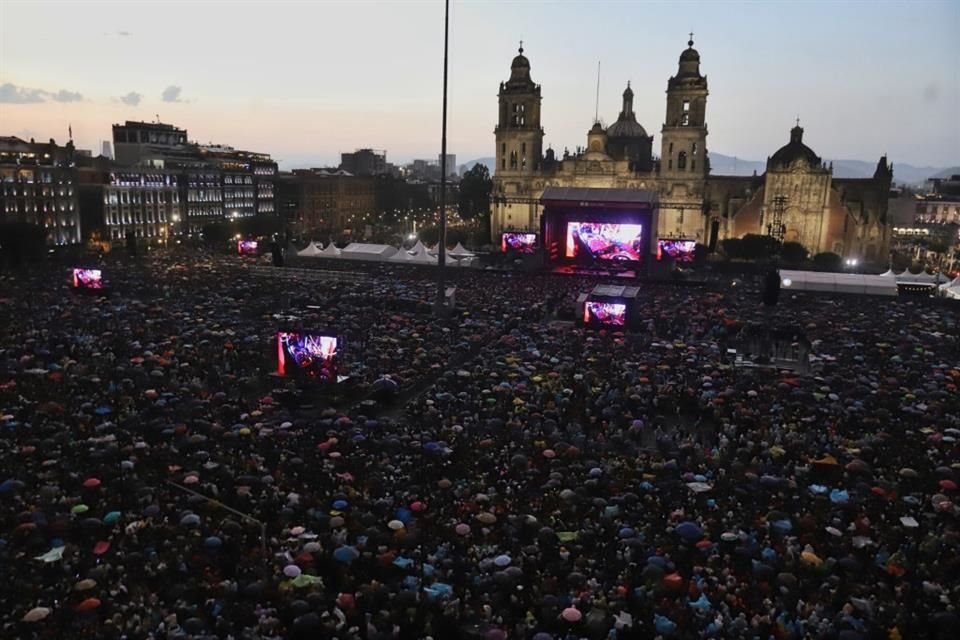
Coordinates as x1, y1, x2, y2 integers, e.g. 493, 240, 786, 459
490, 40, 893, 260
339, 149, 388, 177
0, 136, 81, 245
287, 169, 376, 236
78, 162, 181, 244
110, 121, 277, 234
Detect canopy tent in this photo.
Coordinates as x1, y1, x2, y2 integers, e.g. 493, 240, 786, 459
388, 248, 416, 263
449, 242, 475, 258
878, 268, 897, 278
897, 271, 938, 285
780, 270, 898, 296
340, 243, 396, 262
319, 242, 342, 258
297, 242, 323, 257
410, 249, 438, 265
940, 276, 960, 299
408, 240, 427, 256
427, 244, 439, 255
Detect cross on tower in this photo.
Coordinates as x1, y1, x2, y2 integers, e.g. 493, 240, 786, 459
688, 32, 694, 46
796, 116, 800, 127
519, 39, 523, 53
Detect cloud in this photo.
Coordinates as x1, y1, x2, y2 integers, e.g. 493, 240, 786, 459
0, 82, 83, 104
161, 85, 184, 103
119, 91, 142, 106
52, 89, 83, 102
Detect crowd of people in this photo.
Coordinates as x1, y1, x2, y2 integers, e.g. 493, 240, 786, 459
1, 249, 958, 640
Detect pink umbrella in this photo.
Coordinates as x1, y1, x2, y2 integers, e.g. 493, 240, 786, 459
455, 523, 470, 536
562, 607, 582, 622
83, 478, 101, 489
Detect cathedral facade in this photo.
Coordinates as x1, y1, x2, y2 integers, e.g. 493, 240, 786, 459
491, 39, 893, 261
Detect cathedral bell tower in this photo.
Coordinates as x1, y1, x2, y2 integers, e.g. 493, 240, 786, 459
492, 43, 544, 240
495, 43, 544, 175
659, 35, 709, 240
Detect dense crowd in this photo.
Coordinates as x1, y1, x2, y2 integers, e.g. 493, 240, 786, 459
1, 250, 958, 640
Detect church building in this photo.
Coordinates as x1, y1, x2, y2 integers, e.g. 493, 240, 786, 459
490, 38, 893, 261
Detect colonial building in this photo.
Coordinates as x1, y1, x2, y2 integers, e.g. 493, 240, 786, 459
490, 39, 893, 260
285, 169, 376, 237
0, 136, 82, 245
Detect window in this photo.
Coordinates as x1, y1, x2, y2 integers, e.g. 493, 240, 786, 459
510, 150, 518, 169
678, 152, 687, 170
691, 159, 696, 171
682, 100, 690, 112
669, 142, 673, 155
668, 159, 672, 170
682, 114, 690, 126
692, 142, 697, 155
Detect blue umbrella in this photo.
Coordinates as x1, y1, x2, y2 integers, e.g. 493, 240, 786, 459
0, 479, 25, 493
205, 536, 223, 548
333, 545, 358, 564
676, 522, 703, 541
771, 519, 793, 533
103, 511, 122, 525
618, 527, 636, 539
95, 406, 113, 416
180, 513, 201, 527
493, 554, 511, 567
809, 484, 828, 495
332, 499, 349, 510
830, 489, 850, 504
395, 508, 413, 524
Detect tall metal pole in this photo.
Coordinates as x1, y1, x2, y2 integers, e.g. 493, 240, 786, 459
436, 0, 450, 313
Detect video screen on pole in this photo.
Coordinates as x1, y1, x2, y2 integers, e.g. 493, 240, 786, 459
277, 332, 338, 382
583, 301, 627, 326
238, 240, 258, 255
501, 232, 537, 253
657, 239, 696, 263
72, 268, 103, 290
565, 222, 643, 261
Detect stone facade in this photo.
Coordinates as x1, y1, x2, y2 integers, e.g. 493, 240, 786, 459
490, 40, 893, 261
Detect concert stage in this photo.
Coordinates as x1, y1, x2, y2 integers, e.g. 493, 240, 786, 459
540, 186, 658, 275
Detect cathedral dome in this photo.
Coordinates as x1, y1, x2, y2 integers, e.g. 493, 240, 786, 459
769, 125, 822, 168
606, 82, 649, 139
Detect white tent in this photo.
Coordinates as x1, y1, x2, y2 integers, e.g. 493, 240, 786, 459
410, 249, 438, 265
340, 243, 396, 261
408, 240, 427, 256
388, 248, 416, 263
297, 241, 323, 257
427, 244, 439, 255
449, 242, 475, 258
897, 271, 937, 284
878, 268, 897, 278
319, 242, 341, 258
780, 270, 898, 296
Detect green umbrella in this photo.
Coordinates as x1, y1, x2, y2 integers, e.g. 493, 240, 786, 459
291, 573, 322, 588
72, 504, 89, 514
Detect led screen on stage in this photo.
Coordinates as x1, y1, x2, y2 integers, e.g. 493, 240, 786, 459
501, 232, 537, 253
657, 239, 696, 263
277, 332, 338, 382
72, 268, 103, 290
565, 222, 643, 261
583, 301, 626, 326
238, 240, 258, 255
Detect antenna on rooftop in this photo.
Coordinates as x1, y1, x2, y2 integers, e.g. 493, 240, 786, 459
594, 60, 601, 124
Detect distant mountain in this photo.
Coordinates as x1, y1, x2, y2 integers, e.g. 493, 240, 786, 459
467, 153, 954, 187
709, 152, 954, 186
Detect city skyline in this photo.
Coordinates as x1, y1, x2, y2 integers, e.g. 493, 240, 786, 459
1, 0, 957, 170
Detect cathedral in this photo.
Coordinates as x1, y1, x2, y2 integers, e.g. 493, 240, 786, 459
491, 38, 893, 262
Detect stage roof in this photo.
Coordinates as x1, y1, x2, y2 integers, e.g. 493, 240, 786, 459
541, 186, 657, 205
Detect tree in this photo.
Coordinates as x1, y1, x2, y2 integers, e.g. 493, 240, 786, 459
740, 234, 779, 261
458, 164, 492, 221
0, 222, 47, 268
813, 252, 843, 272
780, 241, 809, 264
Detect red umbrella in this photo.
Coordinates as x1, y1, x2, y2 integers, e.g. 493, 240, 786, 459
75, 597, 101, 612
83, 478, 101, 489
93, 541, 111, 555
940, 479, 957, 491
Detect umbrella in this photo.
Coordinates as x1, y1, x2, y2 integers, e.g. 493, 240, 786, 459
71, 504, 89, 514
476, 512, 497, 525
204, 536, 223, 548
675, 522, 703, 541
0, 479, 25, 493
291, 573, 322, 588
180, 513, 201, 527
22, 607, 51, 622
333, 545, 359, 563
561, 607, 582, 622
455, 523, 471, 536
284, 564, 302, 578
83, 478, 101, 488
75, 578, 97, 591
388, 519, 405, 531
493, 554, 511, 567
103, 511, 122, 525
75, 597, 101, 612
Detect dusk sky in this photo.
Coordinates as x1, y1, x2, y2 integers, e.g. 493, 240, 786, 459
1, 0, 957, 170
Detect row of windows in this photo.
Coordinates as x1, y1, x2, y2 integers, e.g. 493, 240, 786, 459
106, 211, 169, 225
224, 175, 254, 185
4, 202, 75, 213
0, 174, 72, 185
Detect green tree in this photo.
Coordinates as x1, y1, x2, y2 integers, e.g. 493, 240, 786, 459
0, 222, 47, 267
813, 252, 843, 272
780, 241, 809, 264
740, 234, 779, 261
458, 163, 492, 221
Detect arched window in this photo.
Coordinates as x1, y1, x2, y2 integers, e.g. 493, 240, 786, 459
677, 152, 687, 170
510, 151, 518, 169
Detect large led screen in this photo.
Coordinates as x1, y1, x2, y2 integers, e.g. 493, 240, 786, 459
583, 301, 626, 326
277, 332, 338, 382
565, 222, 643, 261
238, 240, 259, 255
72, 268, 103, 290
501, 232, 537, 254
657, 239, 696, 263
